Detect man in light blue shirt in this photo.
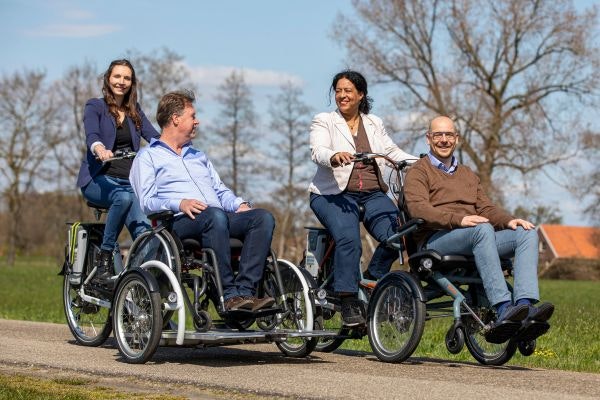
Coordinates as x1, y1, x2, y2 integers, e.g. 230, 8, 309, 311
130, 90, 275, 312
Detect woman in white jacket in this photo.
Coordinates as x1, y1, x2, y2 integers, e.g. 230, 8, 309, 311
308, 70, 415, 326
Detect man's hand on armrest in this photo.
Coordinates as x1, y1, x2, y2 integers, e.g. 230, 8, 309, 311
179, 199, 207, 219
236, 202, 252, 213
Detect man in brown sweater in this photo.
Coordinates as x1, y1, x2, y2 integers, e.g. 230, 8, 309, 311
404, 116, 554, 343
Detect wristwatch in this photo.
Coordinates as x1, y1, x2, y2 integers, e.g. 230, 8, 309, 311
240, 201, 253, 209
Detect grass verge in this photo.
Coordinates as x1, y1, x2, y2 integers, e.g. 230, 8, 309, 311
0, 256, 598, 373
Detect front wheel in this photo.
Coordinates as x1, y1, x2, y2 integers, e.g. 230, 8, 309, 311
367, 272, 425, 363
63, 242, 112, 346
463, 308, 518, 365
112, 272, 162, 364
270, 260, 319, 357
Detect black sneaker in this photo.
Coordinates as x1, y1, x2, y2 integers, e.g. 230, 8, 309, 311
485, 304, 529, 344
527, 302, 555, 322
513, 303, 555, 342
340, 297, 366, 327
362, 269, 377, 281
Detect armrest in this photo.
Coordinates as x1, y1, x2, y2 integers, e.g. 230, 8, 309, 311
148, 210, 175, 221
396, 218, 424, 236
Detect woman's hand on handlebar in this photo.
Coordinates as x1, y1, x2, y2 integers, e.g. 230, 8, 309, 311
330, 152, 354, 167
94, 144, 114, 162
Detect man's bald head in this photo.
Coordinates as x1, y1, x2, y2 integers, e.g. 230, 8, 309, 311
426, 115, 459, 166
428, 116, 455, 134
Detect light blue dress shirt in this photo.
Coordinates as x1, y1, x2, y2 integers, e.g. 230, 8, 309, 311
427, 152, 458, 174
130, 138, 245, 215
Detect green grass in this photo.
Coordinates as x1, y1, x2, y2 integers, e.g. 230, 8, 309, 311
0, 256, 598, 373
0, 256, 66, 323
0, 373, 186, 399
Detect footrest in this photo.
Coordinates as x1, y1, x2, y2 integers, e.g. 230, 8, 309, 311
223, 306, 283, 319
485, 320, 522, 344
515, 320, 550, 342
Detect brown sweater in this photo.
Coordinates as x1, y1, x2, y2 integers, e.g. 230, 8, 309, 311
404, 157, 514, 246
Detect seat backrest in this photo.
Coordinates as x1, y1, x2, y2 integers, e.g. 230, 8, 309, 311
395, 168, 421, 258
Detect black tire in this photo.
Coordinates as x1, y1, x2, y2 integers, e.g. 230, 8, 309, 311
296, 258, 348, 353
314, 308, 349, 353
63, 274, 112, 346
518, 339, 536, 356
367, 271, 425, 363
463, 291, 518, 365
63, 240, 112, 346
272, 260, 319, 357
445, 325, 465, 354
112, 272, 162, 364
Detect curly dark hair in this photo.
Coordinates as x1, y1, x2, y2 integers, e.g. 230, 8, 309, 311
329, 70, 373, 114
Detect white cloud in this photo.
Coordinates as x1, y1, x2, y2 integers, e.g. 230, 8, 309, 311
186, 65, 303, 88
63, 9, 94, 20
25, 24, 122, 38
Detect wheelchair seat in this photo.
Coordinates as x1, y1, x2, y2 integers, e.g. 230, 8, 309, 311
182, 237, 244, 252
86, 201, 108, 211
408, 248, 513, 277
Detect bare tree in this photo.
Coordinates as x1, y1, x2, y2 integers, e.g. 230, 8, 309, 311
0, 70, 62, 266
53, 60, 100, 189
267, 81, 314, 259
579, 132, 600, 225
127, 47, 199, 122
513, 204, 562, 225
335, 0, 600, 204
210, 70, 258, 194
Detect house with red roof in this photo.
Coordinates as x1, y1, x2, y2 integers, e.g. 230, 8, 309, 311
537, 224, 600, 280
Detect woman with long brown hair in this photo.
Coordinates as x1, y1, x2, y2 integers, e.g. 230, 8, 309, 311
76, 59, 159, 282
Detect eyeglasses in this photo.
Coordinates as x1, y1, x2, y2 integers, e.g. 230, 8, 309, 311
428, 131, 458, 141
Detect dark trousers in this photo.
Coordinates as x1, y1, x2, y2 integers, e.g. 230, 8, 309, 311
310, 190, 399, 293
173, 207, 275, 300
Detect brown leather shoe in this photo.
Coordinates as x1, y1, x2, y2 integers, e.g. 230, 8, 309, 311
243, 296, 275, 311
224, 296, 253, 311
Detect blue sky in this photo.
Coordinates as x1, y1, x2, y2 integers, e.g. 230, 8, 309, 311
1, 0, 597, 226
0, 0, 352, 116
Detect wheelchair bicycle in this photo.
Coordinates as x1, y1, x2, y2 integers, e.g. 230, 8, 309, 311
62, 204, 335, 364
299, 154, 425, 358
301, 152, 542, 365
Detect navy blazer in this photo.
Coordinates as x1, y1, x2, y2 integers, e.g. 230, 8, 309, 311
76, 98, 160, 188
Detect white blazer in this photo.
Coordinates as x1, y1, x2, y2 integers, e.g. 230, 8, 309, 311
308, 110, 415, 195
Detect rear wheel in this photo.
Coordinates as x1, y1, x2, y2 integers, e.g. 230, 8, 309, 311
113, 273, 162, 364
63, 275, 112, 346
271, 260, 319, 357
297, 258, 348, 353
314, 306, 349, 353
367, 272, 425, 363
63, 239, 112, 346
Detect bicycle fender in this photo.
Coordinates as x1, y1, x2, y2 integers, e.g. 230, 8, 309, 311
117, 267, 161, 293
376, 271, 426, 303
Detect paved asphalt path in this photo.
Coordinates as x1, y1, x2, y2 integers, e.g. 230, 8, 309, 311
0, 319, 598, 399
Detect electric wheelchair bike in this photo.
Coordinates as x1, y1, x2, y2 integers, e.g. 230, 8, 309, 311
301, 153, 544, 365
62, 205, 335, 364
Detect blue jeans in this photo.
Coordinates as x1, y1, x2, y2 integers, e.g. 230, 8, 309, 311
310, 191, 399, 293
425, 224, 540, 306
172, 207, 275, 301
82, 174, 150, 251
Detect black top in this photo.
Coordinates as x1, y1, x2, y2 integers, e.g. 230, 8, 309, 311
103, 117, 134, 179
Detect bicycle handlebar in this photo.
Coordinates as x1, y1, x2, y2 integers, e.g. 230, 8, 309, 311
99, 150, 137, 164
352, 152, 416, 170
